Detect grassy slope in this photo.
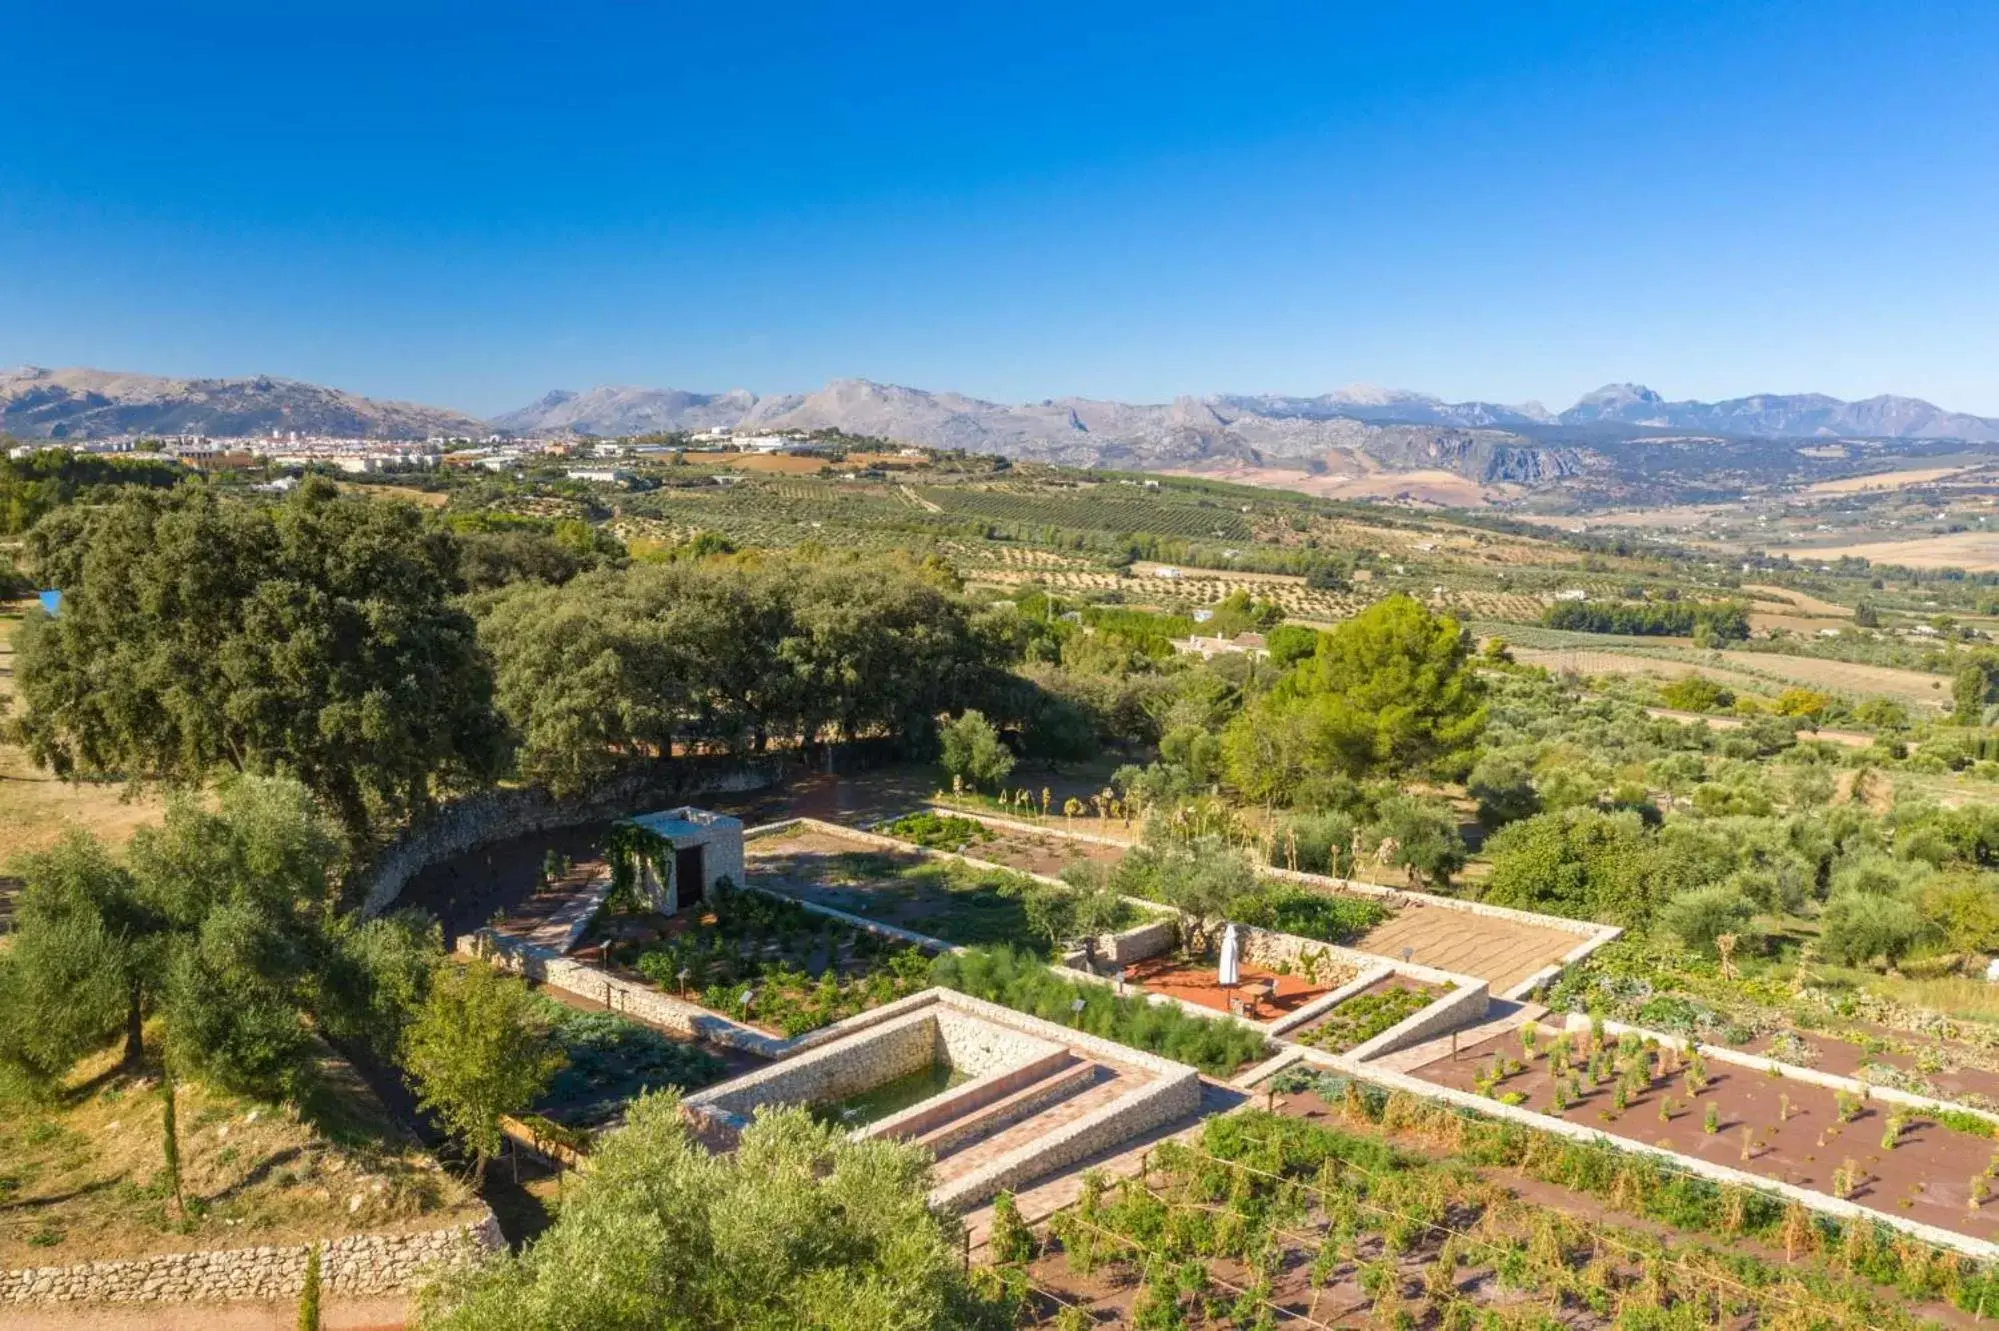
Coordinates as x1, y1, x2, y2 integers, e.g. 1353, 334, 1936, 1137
0, 1036, 478, 1268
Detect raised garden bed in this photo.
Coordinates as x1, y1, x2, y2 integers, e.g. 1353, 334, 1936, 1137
1098, 952, 1356, 1023
1740, 1023, 1999, 1111
879, 811, 1129, 878
528, 996, 731, 1129
1003, 1100, 1961, 1329
748, 824, 1151, 954
933, 946, 1269, 1078
1290, 975, 1451, 1054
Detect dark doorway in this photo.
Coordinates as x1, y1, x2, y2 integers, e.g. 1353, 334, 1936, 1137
675, 844, 706, 910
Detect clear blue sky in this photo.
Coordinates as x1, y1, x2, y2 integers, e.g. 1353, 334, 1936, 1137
2, 1, 1995, 417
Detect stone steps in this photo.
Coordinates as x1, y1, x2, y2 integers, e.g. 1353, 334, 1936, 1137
911, 1059, 1105, 1161
929, 1074, 1138, 1187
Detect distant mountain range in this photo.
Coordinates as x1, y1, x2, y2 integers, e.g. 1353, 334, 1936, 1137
0, 366, 483, 441
10, 364, 1999, 496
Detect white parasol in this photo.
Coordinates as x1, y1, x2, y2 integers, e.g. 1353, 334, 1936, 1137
1218, 923, 1240, 988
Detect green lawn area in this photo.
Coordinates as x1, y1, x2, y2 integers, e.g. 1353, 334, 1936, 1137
763, 847, 1156, 955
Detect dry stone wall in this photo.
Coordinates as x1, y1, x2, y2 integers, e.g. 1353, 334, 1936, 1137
359, 760, 779, 918
0, 1213, 501, 1306
693, 1009, 940, 1124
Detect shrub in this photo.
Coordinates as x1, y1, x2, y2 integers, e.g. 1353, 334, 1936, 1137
1819, 892, 1934, 968
931, 947, 1267, 1076
940, 709, 1015, 792
1229, 885, 1387, 944
879, 812, 991, 850
1655, 885, 1756, 955
1659, 674, 1734, 713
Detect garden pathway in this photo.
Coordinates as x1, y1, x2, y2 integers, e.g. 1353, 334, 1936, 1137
1352, 905, 1577, 993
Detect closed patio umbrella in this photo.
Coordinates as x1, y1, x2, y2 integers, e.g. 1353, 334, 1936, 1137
1218, 923, 1240, 988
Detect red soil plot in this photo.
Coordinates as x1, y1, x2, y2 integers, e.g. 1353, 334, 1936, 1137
1414, 1030, 1999, 1243
1116, 954, 1343, 1020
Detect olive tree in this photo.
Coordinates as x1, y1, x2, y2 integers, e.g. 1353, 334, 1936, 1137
401, 962, 565, 1183
415, 1092, 1014, 1331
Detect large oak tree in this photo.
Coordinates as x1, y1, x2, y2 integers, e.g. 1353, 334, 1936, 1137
12, 479, 506, 837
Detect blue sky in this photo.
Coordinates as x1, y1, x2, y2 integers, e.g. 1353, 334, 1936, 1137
2, 1, 1995, 416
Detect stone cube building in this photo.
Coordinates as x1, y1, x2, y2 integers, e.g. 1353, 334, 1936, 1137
629, 806, 745, 915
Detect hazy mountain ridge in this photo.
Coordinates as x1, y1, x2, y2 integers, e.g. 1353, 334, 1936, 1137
1558, 382, 1999, 441
0, 366, 484, 440
9, 365, 1999, 494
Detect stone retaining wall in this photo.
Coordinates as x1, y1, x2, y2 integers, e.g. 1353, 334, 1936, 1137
690, 1007, 945, 1126
358, 760, 779, 919
462, 928, 795, 1059
935, 1006, 1068, 1078
0, 1212, 502, 1306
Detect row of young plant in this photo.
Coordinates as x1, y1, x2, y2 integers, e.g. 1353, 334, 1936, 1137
990, 1080, 1999, 1329
1303, 1069, 1999, 1314
1463, 1017, 1999, 1214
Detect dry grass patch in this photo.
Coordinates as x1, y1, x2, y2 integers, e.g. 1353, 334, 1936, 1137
0, 1040, 478, 1268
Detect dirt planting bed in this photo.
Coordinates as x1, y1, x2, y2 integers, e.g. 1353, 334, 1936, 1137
1006, 1102, 1963, 1329
1742, 1025, 1999, 1108
1414, 1029, 1999, 1243
746, 825, 1071, 950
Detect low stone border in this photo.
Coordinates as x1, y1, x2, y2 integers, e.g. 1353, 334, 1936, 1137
1239, 1045, 1999, 1263
463, 928, 964, 1062
1263, 966, 1395, 1037
915, 806, 1624, 996
919, 805, 1135, 850
0, 1212, 503, 1306
748, 816, 1175, 955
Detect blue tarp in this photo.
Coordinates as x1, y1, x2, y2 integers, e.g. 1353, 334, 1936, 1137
37, 589, 60, 616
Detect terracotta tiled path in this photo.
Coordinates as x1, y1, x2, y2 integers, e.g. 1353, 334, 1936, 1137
1352, 902, 1579, 992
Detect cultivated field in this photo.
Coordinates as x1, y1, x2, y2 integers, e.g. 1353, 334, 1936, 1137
1803, 465, 1975, 495
1515, 644, 1950, 710
1791, 530, 1999, 571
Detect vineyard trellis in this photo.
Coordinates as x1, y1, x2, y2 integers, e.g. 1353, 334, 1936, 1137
995, 1095, 1990, 1329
